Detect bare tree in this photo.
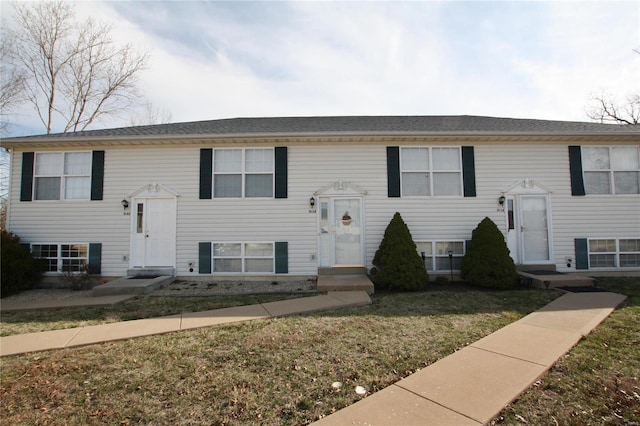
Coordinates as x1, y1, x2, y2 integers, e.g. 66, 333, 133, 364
586, 48, 639, 125
9, 0, 149, 133
0, 26, 26, 133
129, 101, 173, 126
587, 92, 640, 125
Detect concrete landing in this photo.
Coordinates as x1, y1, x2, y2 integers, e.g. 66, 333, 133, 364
92, 275, 174, 296
313, 291, 627, 426
317, 274, 375, 294
518, 271, 596, 289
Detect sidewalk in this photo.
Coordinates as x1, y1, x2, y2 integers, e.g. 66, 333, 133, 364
0, 291, 372, 357
312, 291, 627, 425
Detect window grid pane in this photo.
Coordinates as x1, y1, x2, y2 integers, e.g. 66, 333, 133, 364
613, 171, 639, 194
432, 148, 460, 171
212, 242, 275, 273
400, 147, 462, 197
213, 149, 274, 198
620, 239, 640, 252
245, 149, 274, 173
589, 254, 616, 268
589, 240, 616, 253
620, 254, 640, 267
417, 241, 464, 271
34, 177, 61, 200
32, 244, 87, 273
34, 152, 91, 200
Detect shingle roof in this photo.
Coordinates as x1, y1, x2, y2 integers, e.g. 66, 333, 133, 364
5, 115, 640, 142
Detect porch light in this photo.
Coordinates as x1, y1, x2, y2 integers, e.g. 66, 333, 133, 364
121, 199, 129, 210
498, 195, 506, 206
309, 197, 316, 208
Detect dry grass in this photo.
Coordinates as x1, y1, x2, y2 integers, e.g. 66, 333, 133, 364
0, 294, 303, 336
0, 287, 558, 425
493, 277, 640, 425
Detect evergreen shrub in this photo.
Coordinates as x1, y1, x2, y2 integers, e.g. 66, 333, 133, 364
1, 231, 44, 297
461, 217, 518, 288
371, 212, 428, 291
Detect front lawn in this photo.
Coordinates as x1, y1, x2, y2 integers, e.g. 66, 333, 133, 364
1, 287, 558, 425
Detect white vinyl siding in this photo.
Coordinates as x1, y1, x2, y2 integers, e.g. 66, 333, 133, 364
582, 146, 640, 194
400, 147, 462, 196
212, 242, 274, 273
34, 152, 91, 200
589, 238, 640, 268
32, 243, 88, 273
213, 148, 273, 198
7, 139, 640, 278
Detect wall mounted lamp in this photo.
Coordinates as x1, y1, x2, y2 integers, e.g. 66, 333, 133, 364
121, 199, 129, 210
309, 197, 316, 208
498, 195, 506, 206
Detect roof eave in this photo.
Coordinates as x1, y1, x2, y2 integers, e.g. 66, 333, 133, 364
2, 130, 639, 147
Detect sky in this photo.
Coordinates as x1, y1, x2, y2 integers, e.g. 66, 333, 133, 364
3, 0, 640, 137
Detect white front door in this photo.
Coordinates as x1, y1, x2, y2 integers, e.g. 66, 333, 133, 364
506, 195, 552, 264
131, 198, 176, 267
318, 197, 364, 267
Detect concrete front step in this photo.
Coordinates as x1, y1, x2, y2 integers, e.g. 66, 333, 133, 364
516, 264, 557, 272
127, 267, 175, 277
518, 271, 596, 289
317, 274, 374, 294
318, 267, 367, 275
92, 275, 174, 296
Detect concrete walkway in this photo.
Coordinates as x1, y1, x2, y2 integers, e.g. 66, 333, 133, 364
0, 290, 627, 425
312, 291, 627, 426
0, 291, 372, 357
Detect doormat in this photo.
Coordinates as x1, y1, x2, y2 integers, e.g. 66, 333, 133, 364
522, 270, 564, 275
127, 275, 160, 280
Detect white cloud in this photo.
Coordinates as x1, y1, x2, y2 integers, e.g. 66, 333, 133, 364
4, 0, 640, 135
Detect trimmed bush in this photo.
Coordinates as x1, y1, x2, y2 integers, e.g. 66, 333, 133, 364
371, 212, 428, 291
1, 231, 44, 297
461, 217, 518, 288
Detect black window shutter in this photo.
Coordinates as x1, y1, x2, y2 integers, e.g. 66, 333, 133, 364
461, 146, 477, 197
274, 147, 288, 199
387, 146, 401, 197
568, 146, 585, 196
91, 151, 105, 201
574, 238, 589, 270
275, 241, 288, 274
199, 242, 212, 274
20, 152, 34, 202
88, 243, 102, 274
200, 148, 213, 199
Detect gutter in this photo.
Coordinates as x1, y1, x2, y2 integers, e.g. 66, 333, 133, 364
3, 129, 640, 147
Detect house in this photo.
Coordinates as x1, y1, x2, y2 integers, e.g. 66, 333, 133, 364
3, 115, 640, 285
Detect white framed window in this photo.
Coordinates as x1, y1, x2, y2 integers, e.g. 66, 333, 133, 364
212, 242, 274, 273
33, 152, 92, 200
213, 148, 274, 198
31, 243, 88, 273
582, 146, 640, 195
416, 241, 465, 271
400, 147, 462, 196
588, 238, 640, 268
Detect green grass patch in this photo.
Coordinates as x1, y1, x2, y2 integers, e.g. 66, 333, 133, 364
493, 277, 640, 425
1, 288, 559, 425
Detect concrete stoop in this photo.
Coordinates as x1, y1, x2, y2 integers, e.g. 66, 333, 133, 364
518, 271, 596, 289
92, 275, 174, 297
316, 274, 375, 294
